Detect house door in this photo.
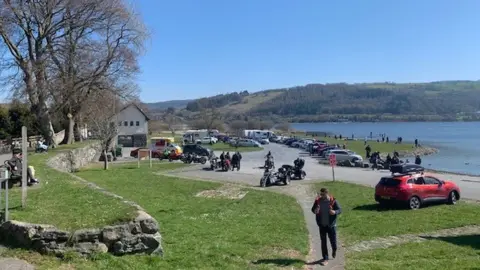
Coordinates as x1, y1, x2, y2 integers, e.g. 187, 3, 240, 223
133, 134, 147, 147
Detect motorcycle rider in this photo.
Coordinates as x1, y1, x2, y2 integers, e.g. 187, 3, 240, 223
231, 152, 239, 170
294, 157, 305, 177
264, 151, 274, 169
225, 152, 231, 161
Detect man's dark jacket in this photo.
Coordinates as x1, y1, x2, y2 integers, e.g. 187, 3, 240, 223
311, 196, 342, 227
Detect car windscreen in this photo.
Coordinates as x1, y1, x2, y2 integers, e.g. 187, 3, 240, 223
379, 177, 402, 187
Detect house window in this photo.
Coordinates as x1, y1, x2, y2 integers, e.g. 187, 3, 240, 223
130, 121, 134, 126
118, 121, 122, 126
136, 121, 140, 126
124, 121, 128, 126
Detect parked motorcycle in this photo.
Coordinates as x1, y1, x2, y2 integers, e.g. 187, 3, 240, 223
221, 159, 231, 171
231, 160, 240, 171
192, 154, 207, 164
182, 153, 193, 164
259, 167, 289, 187
210, 157, 220, 170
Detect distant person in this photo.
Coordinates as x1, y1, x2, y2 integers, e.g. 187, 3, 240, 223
386, 137, 389, 143
365, 145, 371, 158
8, 148, 39, 185
334, 135, 337, 140
414, 139, 418, 148
339, 134, 342, 140
311, 188, 342, 266
415, 155, 422, 165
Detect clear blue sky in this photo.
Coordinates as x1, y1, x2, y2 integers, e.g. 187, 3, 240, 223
137, 0, 480, 102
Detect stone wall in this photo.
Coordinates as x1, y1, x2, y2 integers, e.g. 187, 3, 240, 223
0, 211, 162, 257
46, 142, 101, 173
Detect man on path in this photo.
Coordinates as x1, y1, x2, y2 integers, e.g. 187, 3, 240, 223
311, 188, 342, 266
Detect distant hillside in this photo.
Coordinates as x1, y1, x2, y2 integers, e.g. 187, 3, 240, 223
144, 99, 192, 111
156, 80, 480, 122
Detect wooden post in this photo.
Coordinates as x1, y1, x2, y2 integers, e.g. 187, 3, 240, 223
137, 150, 141, 168
331, 166, 336, 182
149, 150, 152, 168
21, 126, 27, 208
5, 171, 9, 221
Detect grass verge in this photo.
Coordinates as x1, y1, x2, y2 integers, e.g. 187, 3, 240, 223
5, 144, 137, 231
346, 236, 480, 270
313, 181, 480, 245
2, 163, 309, 269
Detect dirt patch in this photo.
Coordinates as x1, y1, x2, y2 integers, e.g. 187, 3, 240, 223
196, 184, 248, 200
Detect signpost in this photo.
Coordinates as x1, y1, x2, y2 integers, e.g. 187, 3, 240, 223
329, 154, 337, 182
137, 149, 153, 168
21, 126, 27, 208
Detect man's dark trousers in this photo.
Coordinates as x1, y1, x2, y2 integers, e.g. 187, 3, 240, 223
319, 225, 337, 260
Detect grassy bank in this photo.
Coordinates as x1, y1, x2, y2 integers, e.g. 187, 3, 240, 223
6, 145, 137, 230
312, 181, 480, 245
3, 163, 309, 269
346, 237, 480, 270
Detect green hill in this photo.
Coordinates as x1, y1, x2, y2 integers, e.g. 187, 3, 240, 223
146, 80, 480, 122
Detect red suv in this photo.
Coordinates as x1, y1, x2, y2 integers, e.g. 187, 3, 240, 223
375, 164, 461, 210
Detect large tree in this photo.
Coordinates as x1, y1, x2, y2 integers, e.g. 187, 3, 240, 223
0, 0, 147, 145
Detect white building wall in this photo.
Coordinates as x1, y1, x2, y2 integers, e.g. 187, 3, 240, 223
113, 105, 149, 135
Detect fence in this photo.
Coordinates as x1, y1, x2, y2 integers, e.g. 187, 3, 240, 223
0, 135, 43, 155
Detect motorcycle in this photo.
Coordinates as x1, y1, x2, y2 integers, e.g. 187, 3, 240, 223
259, 167, 290, 187
231, 159, 240, 171
192, 154, 207, 164
210, 157, 221, 170
264, 156, 275, 170
167, 153, 184, 162
182, 154, 193, 164
221, 159, 231, 171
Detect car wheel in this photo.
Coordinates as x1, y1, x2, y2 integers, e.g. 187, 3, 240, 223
408, 196, 421, 210
447, 191, 458, 205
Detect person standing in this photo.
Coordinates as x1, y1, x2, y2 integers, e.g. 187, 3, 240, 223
311, 188, 342, 266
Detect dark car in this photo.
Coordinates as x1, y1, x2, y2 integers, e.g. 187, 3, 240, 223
183, 144, 213, 157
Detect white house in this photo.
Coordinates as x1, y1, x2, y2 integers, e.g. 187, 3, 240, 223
112, 103, 150, 147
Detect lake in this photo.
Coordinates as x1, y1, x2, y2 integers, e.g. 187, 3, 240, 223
291, 122, 480, 175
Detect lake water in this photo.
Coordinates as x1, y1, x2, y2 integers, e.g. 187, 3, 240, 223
291, 122, 480, 175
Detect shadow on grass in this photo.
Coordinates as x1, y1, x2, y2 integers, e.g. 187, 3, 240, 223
353, 204, 409, 212
252, 258, 306, 267
421, 234, 480, 250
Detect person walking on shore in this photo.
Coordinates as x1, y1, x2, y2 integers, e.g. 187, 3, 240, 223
311, 188, 342, 266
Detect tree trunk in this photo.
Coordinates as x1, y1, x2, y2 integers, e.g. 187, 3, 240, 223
74, 122, 83, 142
103, 149, 109, 170
60, 117, 75, 144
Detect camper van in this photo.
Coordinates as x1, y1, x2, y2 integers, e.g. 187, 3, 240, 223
243, 130, 274, 140
182, 129, 219, 143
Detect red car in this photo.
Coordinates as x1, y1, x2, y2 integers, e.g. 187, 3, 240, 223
375, 164, 460, 210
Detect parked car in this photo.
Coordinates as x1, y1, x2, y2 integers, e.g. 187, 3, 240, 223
325, 149, 363, 162
196, 136, 218, 144
229, 138, 261, 147
259, 138, 270, 145
375, 164, 461, 210
183, 144, 213, 157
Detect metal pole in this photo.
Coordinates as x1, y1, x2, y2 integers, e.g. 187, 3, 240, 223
21, 126, 27, 208
332, 166, 336, 182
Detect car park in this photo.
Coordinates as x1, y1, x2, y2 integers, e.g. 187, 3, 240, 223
183, 144, 213, 157
375, 164, 461, 210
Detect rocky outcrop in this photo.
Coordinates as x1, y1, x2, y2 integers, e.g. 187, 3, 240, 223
0, 211, 162, 257
46, 142, 101, 173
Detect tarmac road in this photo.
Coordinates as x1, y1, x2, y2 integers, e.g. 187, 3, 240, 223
168, 142, 480, 201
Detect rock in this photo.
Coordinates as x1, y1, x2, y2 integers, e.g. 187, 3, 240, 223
0, 258, 35, 270
73, 242, 108, 255
46, 143, 101, 172
101, 224, 131, 247
112, 232, 163, 256
128, 222, 142, 235
135, 211, 159, 234
36, 229, 70, 242
72, 229, 101, 242
0, 221, 55, 247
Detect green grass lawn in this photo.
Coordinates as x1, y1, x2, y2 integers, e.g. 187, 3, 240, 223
2, 163, 308, 269
346, 236, 480, 270
6, 144, 137, 231
313, 181, 480, 245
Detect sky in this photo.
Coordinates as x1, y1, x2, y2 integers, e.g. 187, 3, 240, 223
135, 0, 480, 102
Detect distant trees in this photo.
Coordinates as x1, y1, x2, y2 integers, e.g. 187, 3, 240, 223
0, 104, 37, 140
185, 91, 249, 111
190, 107, 222, 131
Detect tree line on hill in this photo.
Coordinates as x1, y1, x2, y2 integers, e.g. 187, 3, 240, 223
0, 0, 148, 147
177, 81, 480, 122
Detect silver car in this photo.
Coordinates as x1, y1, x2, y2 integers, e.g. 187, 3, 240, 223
326, 149, 363, 162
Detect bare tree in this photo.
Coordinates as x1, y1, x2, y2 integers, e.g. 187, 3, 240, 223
45, 0, 147, 144
83, 91, 119, 170
200, 107, 222, 131
229, 120, 247, 137
258, 120, 274, 130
